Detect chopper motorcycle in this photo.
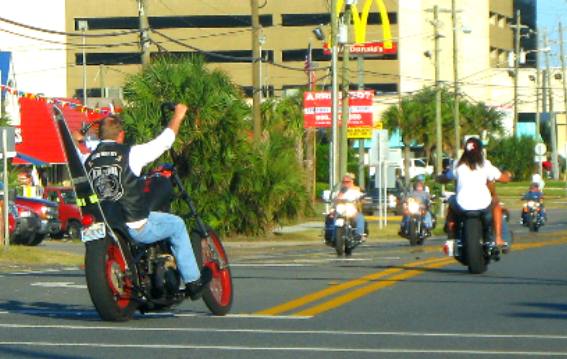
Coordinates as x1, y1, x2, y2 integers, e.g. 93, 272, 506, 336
54, 103, 233, 321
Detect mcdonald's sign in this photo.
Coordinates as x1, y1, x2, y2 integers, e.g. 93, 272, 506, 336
324, 0, 397, 56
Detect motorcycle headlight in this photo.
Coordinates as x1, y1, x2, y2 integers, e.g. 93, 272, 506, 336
527, 201, 536, 208
407, 199, 420, 214
19, 210, 34, 218
335, 203, 358, 218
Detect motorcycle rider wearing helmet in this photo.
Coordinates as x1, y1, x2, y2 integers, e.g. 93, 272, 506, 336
440, 137, 511, 247
335, 172, 366, 242
521, 182, 546, 224
72, 104, 212, 300
400, 180, 433, 236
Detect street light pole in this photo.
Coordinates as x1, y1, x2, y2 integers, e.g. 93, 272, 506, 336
78, 20, 88, 105
543, 30, 559, 180
330, 0, 339, 189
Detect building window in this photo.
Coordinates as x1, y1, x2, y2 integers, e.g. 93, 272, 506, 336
75, 15, 273, 30
281, 12, 397, 27
76, 50, 274, 65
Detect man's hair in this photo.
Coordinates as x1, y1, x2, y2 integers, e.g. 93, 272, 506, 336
98, 115, 124, 140
457, 137, 484, 170
344, 172, 356, 180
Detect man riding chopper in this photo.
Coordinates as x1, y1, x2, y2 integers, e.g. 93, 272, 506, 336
73, 104, 212, 300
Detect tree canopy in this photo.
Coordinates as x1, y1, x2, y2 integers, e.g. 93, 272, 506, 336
120, 55, 310, 235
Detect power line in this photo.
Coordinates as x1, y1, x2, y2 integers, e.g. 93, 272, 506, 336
0, 16, 140, 38
0, 27, 139, 49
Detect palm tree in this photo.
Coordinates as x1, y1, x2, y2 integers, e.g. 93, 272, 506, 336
121, 55, 309, 235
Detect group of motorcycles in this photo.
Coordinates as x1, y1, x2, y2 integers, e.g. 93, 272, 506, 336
322, 178, 545, 275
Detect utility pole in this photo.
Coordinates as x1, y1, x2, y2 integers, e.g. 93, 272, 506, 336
251, 0, 262, 141
451, 0, 460, 158
535, 31, 542, 175
306, 43, 316, 204
433, 6, 442, 177
357, 55, 365, 190
510, 10, 528, 137
543, 30, 559, 180
339, 5, 352, 180
138, 0, 151, 68
330, 0, 339, 189
559, 21, 567, 174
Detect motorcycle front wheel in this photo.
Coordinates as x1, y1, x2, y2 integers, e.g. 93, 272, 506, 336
529, 213, 539, 232
191, 226, 233, 316
334, 227, 346, 256
84, 234, 137, 321
408, 219, 419, 246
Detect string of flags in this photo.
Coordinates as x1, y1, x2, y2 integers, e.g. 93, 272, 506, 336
0, 84, 113, 115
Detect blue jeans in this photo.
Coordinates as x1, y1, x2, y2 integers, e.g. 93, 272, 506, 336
402, 211, 433, 229
353, 213, 365, 236
127, 211, 200, 283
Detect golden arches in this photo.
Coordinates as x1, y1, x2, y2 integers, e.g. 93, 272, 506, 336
336, 0, 393, 49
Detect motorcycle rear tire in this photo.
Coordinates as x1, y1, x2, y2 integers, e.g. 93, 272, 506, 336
335, 227, 345, 256
463, 218, 487, 274
85, 234, 137, 321
191, 226, 233, 316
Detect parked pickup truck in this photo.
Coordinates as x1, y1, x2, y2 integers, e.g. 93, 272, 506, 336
43, 186, 83, 239
14, 196, 60, 245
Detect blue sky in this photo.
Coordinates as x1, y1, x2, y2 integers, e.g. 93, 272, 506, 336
537, 0, 567, 66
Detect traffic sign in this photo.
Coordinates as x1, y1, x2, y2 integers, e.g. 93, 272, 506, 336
534, 143, 547, 156
347, 127, 372, 139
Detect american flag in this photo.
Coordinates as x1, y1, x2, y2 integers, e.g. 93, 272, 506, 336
304, 44, 316, 91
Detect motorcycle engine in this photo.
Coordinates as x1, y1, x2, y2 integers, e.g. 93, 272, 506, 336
151, 254, 180, 298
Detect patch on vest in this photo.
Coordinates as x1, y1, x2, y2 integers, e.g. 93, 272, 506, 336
88, 165, 124, 201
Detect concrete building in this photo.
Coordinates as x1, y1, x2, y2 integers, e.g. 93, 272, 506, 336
63, 1, 550, 121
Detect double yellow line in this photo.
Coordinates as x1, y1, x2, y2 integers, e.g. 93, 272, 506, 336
255, 236, 567, 318
256, 256, 454, 317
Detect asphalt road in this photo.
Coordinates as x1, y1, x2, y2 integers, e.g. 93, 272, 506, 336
0, 207, 566, 358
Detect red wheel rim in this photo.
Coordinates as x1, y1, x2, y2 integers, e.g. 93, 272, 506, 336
202, 232, 232, 307
105, 242, 132, 309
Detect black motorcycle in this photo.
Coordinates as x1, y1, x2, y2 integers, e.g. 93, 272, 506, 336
522, 199, 545, 232
445, 205, 511, 274
399, 197, 435, 246
56, 104, 233, 321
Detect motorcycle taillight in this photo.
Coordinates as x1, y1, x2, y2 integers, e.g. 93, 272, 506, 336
82, 214, 95, 227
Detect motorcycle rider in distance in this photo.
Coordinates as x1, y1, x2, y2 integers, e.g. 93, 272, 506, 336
335, 172, 366, 242
521, 182, 546, 224
438, 137, 512, 248
400, 180, 433, 236
72, 104, 212, 300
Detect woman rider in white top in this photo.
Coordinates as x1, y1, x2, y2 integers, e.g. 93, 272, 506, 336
443, 137, 512, 247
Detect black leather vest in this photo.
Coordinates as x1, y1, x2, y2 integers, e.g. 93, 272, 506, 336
84, 142, 149, 222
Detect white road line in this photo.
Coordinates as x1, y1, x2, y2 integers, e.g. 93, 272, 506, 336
231, 263, 310, 267
30, 282, 87, 289
0, 323, 566, 341
0, 341, 564, 356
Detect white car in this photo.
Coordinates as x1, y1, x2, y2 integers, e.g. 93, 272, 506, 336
399, 158, 434, 179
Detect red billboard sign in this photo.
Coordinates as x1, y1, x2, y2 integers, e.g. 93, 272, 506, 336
303, 90, 374, 128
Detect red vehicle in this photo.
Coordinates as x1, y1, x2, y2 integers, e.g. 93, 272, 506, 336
14, 196, 60, 245
43, 186, 82, 239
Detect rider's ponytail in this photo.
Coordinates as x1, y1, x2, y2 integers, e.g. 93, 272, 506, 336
457, 137, 484, 170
